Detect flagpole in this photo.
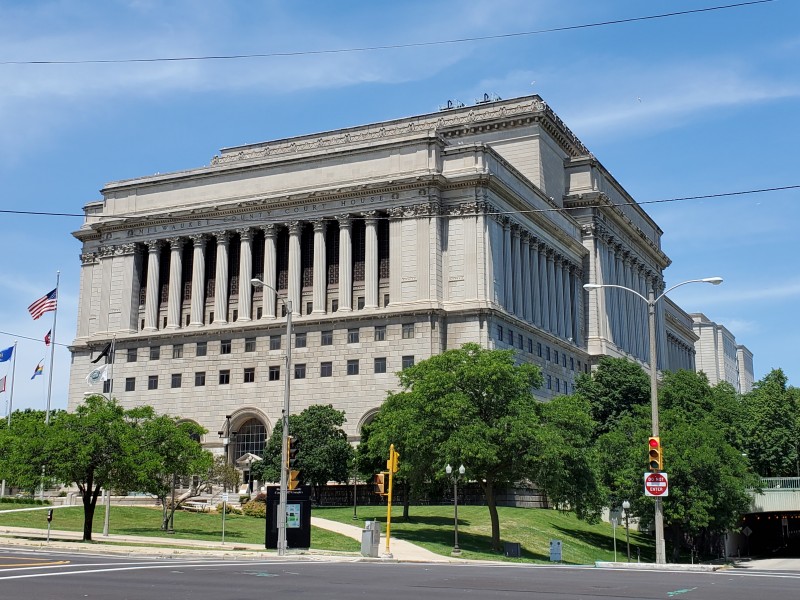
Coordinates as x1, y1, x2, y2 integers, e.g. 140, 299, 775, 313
45, 271, 59, 425
0, 341, 17, 497
108, 335, 116, 400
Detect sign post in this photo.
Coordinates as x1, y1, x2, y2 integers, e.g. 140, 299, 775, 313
644, 472, 669, 497
221, 492, 229, 544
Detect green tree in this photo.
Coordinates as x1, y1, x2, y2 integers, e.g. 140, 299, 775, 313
136, 415, 214, 530
252, 404, 353, 504
574, 356, 650, 435
739, 369, 800, 477
363, 344, 603, 551
0, 409, 53, 495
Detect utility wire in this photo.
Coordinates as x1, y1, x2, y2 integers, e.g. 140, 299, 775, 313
1, 184, 798, 220
0, 330, 68, 349
0, 1, 774, 66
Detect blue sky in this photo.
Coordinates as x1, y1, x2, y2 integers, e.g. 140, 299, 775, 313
1, 0, 798, 413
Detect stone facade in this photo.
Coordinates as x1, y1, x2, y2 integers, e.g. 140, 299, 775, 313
691, 313, 754, 393
69, 95, 713, 464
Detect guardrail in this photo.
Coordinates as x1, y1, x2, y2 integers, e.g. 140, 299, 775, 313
760, 477, 800, 491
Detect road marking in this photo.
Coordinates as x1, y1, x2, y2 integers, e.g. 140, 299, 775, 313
668, 587, 697, 597
0, 556, 70, 568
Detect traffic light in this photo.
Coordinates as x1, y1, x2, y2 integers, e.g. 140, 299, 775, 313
387, 445, 400, 473
648, 436, 663, 472
286, 435, 300, 488
373, 472, 389, 495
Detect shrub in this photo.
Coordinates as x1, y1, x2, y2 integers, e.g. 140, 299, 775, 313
241, 498, 266, 518
217, 502, 242, 515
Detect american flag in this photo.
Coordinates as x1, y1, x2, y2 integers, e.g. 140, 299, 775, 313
28, 288, 57, 320
44, 330, 52, 347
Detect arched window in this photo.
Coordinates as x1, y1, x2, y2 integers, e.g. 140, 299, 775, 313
233, 418, 267, 460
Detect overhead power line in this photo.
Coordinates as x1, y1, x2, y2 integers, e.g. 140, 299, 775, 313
0, 1, 775, 66
1, 184, 797, 220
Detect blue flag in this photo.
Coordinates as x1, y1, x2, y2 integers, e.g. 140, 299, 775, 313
0, 346, 13, 362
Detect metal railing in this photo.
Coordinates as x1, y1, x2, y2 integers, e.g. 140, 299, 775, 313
760, 477, 800, 491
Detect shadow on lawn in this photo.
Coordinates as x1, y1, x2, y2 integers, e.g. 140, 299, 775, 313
551, 524, 654, 561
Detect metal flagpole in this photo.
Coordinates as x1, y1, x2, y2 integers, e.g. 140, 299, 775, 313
1, 341, 18, 497
45, 271, 60, 425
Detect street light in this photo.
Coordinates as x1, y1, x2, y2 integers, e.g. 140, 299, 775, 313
251, 277, 293, 557
622, 499, 631, 562
584, 276, 722, 564
445, 463, 466, 556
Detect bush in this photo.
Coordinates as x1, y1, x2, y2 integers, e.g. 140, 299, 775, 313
0, 497, 51, 505
241, 498, 266, 518
239, 494, 251, 505
217, 502, 242, 515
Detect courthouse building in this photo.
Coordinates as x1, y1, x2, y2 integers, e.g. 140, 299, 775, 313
68, 95, 701, 471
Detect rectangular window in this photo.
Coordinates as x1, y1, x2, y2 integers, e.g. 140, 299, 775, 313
244, 367, 255, 383
294, 364, 306, 379
194, 372, 206, 386
150, 346, 160, 360
209, 311, 214, 323
553, 350, 559, 364
125, 377, 135, 392
347, 328, 360, 343
383, 293, 390, 307
497, 325, 503, 342
103, 379, 111, 394
232, 309, 238, 322
517, 334, 523, 349
321, 330, 333, 346
331, 299, 339, 312
172, 344, 184, 359
556, 378, 561, 393
528, 339, 533, 353
269, 335, 281, 350
126, 348, 137, 363
374, 357, 387, 374
220, 340, 232, 355
148, 375, 158, 390
257, 306, 263, 319
196, 341, 207, 357
219, 370, 230, 385
245, 337, 256, 352
357, 296, 365, 310
374, 325, 386, 341
269, 366, 281, 381
295, 332, 307, 348
562, 354, 567, 368
347, 359, 359, 375
402, 323, 415, 339
402, 355, 415, 370
281, 304, 287, 317
546, 346, 551, 361
570, 357, 575, 371
546, 374, 552, 390
320, 362, 332, 377
537, 342, 542, 357
508, 330, 513, 345
306, 302, 313, 315
171, 373, 182, 388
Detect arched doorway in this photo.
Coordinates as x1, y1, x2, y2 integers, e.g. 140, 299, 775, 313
232, 418, 267, 492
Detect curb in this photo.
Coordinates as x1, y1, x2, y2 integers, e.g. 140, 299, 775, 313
595, 561, 724, 572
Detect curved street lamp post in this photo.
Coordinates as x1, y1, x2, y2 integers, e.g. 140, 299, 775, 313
445, 464, 466, 556
251, 278, 293, 557
584, 277, 722, 564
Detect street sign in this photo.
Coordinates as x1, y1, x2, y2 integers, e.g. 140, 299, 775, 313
222, 493, 229, 502
644, 472, 669, 497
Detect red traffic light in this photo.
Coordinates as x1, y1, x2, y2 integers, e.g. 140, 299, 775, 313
649, 438, 659, 448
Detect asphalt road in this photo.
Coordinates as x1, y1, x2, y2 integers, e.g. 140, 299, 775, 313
2, 547, 800, 600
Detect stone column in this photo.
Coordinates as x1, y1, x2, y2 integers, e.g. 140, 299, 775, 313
547, 249, 557, 333
143, 240, 162, 331
117, 243, 140, 333
555, 255, 565, 338
573, 266, 584, 345
76, 252, 97, 338
563, 261, 573, 342
188, 234, 206, 327
463, 207, 478, 300
520, 233, 531, 322
623, 255, 635, 356
166, 237, 184, 329
287, 221, 301, 316
502, 219, 512, 313
638, 269, 649, 363
539, 242, 550, 332
237, 227, 253, 322
530, 239, 541, 327
338, 216, 353, 312
614, 246, 627, 352
213, 231, 229, 324
364, 211, 379, 309
97, 245, 115, 334
312, 219, 327, 314
511, 225, 522, 316
261, 224, 278, 319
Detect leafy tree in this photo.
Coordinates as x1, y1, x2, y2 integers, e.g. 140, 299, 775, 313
362, 344, 603, 551
0, 409, 54, 495
136, 415, 214, 530
739, 369, 800, 477
574, 356, 650, 435
252, 404, 353, 504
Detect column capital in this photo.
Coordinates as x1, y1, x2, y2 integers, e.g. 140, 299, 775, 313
189, 233, 207, 247
166, 236, 184, 250
260, 223, 278, 238
520, 231, 532, 245
287, 221, 302, 235
97, 245, 116, 258
115, 243, 137, 256
236, 227, 253, 241
145, 239, 163, 253
361, 210, 379, 224
510, 223, 522, 237
312, 219, 327, 233
213, 230, 230, 244
337, 214, 353, 228
80, 251, 98, 265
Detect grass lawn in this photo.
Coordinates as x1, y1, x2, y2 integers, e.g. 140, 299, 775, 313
316, 505, 654, 564
0, 504, 360, 553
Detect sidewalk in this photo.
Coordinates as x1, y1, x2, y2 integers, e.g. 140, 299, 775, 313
0, 519, 453, 563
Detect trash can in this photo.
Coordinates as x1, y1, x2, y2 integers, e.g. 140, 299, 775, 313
503, 541, 521, 557
361, 520, 381, 557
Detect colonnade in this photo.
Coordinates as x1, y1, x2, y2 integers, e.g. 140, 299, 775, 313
666, 333, 696, 372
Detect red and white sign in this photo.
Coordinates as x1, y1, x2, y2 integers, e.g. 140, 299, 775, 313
644, 472, 669, 497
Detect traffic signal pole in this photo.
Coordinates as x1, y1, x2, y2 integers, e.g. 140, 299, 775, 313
649, 291, 666, 565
